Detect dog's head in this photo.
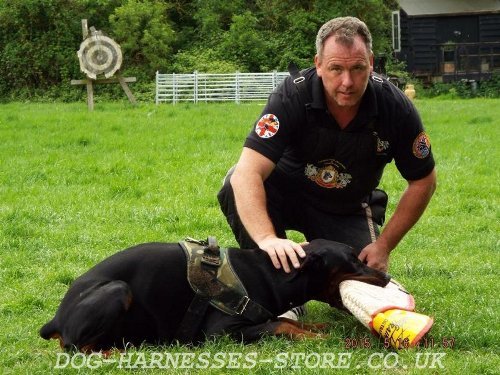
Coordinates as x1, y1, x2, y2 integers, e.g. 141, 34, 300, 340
301, 239, 390, 307
40, 280, 132, 352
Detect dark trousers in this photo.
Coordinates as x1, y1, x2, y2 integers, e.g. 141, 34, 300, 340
217, 167, 388, 255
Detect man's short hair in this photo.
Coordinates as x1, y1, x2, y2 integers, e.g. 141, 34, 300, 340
316, 16, 372, 57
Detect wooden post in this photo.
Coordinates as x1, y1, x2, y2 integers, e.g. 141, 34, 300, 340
81, 19, 88, 40
71, 77, 137, 110
86, 80, 94, 111
117, 74, 137, 105
81, 19, 93, 110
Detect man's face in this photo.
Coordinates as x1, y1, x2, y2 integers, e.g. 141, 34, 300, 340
315, 35, 373, 110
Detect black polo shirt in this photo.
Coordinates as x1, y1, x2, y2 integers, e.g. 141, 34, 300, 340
244, 67, 434, 214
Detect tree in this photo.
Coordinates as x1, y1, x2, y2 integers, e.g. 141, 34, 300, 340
192, 0, 247, 47
275, 9, 320, 70
312, 0, 394, 54
109, 0, 176, 75
220, 11, 269, 72
0, 0, 83, 96
0, 0, 125, 99
0, 0, 397, 99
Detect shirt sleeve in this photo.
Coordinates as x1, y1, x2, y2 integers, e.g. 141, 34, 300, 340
243, 91, 295, 164
393, 105, 435, 181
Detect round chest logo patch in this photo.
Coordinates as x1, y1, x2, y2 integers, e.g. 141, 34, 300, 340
304, 160, 352, 189
413, 132, 431, 159
255, 114, 279, 138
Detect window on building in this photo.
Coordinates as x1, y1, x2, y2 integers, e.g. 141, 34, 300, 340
392, 11, 401, 52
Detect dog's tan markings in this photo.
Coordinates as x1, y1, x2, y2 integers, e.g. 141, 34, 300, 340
49, 332, 64, 348
80, 343, 95, 354
125, 294, 133, 310
273, 321, 327, 340
102, 349, 118, 358
277, 317, 328, 332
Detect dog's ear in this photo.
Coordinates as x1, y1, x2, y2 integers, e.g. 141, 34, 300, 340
299, 252, 326, 272
59, 280, 132, 351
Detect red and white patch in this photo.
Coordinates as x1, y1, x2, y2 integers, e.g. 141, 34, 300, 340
255, 114, 279, 138
412, 132, 431, 159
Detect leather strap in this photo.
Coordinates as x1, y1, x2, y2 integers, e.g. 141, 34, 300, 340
175, 293, 210, 344
288, 62, 312, 104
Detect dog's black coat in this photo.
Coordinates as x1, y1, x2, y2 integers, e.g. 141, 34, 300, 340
40, 239, 389, 351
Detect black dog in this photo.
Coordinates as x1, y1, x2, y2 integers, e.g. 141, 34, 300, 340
40, 239, 389, 352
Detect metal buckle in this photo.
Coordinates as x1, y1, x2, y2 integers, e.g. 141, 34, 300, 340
201, 253, 221, 266
201, 236, 221, 266
185, 237, 208, 246
235, 296, 250, 315
293, 76, 305, 84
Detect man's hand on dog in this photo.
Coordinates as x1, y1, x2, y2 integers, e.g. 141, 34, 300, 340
257, 237, 307, 273
358, 242, 389, 273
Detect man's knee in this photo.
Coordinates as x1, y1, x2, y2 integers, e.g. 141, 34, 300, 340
217, 166, 236, 216
368, 189, 388, 226
217, 166, 257, 249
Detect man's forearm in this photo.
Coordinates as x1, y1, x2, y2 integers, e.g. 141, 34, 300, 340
377, 169, 437, 252
229, 153, 306, 272
230, 171, 277, 245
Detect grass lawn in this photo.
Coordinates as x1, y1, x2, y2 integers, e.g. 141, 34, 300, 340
0, 99, 498, 374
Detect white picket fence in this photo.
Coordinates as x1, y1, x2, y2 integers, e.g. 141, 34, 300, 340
155, 71, 289, 104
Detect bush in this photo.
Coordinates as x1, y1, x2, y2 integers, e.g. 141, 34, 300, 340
477, 72, 500, 98
420, 73, 500, 99
172, 48, 242, 73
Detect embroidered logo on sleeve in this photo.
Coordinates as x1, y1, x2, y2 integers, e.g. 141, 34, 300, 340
377, 137, 390, 154
255, 114, 279, 138
412, 132, 431, 159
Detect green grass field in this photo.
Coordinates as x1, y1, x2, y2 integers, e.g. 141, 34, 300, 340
0, 99, 498, 374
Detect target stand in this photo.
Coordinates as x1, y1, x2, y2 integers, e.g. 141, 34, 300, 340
71, 20, 136, 111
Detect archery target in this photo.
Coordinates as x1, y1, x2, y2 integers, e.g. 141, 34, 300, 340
77, 35, 122, 79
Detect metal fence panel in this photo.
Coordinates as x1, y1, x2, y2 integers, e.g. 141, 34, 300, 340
155, 71, 289, 104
